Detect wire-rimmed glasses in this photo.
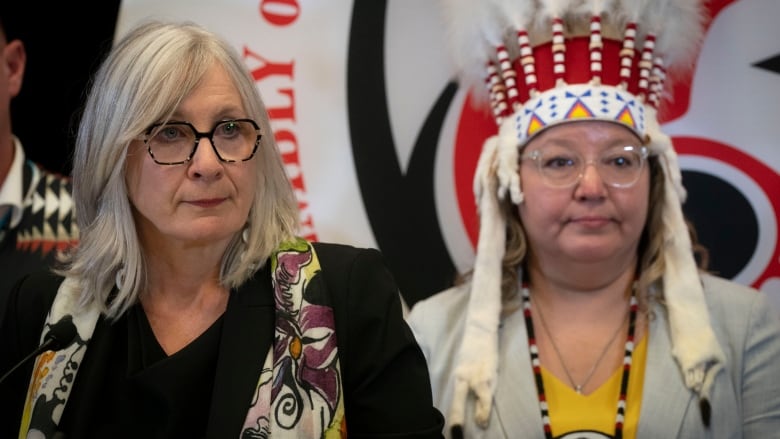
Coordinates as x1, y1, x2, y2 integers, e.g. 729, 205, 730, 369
142, 119, 261, 165
521, 145, 649, 188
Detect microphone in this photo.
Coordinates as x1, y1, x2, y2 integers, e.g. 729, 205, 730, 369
0, 315, 78, 385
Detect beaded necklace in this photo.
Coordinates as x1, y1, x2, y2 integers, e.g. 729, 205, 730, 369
521, 286, 638, 439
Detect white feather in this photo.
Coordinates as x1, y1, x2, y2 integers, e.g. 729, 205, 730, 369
568, 0, 615, 18
631, 0, 706, 106
489, 0, 539, 67
591, 0, 609, 15
539, 0, 570, 18
492, 0, 537, 31
440, 0, 506, 96
624, 0, 650, 21
533, 0, 589, 37
607, 0, 639, 30
653, 0, 707, 71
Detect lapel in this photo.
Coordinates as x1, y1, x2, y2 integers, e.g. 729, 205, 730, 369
636, 303, 692, 438
493, 308, 547, 438
494, 301, 696, 438
205, 264, 275, 438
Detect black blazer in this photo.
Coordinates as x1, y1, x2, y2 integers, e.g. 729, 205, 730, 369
0, 242, 444, 438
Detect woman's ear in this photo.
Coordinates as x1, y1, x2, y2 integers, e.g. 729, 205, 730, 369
3, 38, 26, 98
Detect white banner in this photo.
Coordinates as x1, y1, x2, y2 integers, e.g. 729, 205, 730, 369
116, 0, 780, 310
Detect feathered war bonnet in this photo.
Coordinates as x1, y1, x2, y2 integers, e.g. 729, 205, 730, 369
441, 0, 726, 433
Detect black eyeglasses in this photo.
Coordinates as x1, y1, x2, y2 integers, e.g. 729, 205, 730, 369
142, 119, 261, 165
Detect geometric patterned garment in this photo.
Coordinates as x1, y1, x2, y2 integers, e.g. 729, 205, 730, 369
0, 160, 79, 298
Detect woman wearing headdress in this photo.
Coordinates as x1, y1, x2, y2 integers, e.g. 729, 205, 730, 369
407, 0, 780, 437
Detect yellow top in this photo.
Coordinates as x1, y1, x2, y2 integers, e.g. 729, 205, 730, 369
542, 335, 648, 439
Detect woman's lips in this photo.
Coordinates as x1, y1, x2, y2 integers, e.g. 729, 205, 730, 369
187, 198, 226, 208
569, 216, 613, 228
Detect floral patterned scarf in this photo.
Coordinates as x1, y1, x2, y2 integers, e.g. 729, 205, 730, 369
19, 237, 345, 438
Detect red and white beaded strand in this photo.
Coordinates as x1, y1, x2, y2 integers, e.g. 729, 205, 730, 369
522, 285, 639, 439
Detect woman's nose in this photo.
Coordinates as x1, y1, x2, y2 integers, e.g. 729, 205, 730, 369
574, 161, 607, 198
187, 137, 224, 178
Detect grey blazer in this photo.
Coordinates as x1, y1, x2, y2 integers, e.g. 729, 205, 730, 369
407, 274, 780, 438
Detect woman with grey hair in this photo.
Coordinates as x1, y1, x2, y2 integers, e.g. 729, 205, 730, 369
0, 20, 444, 438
